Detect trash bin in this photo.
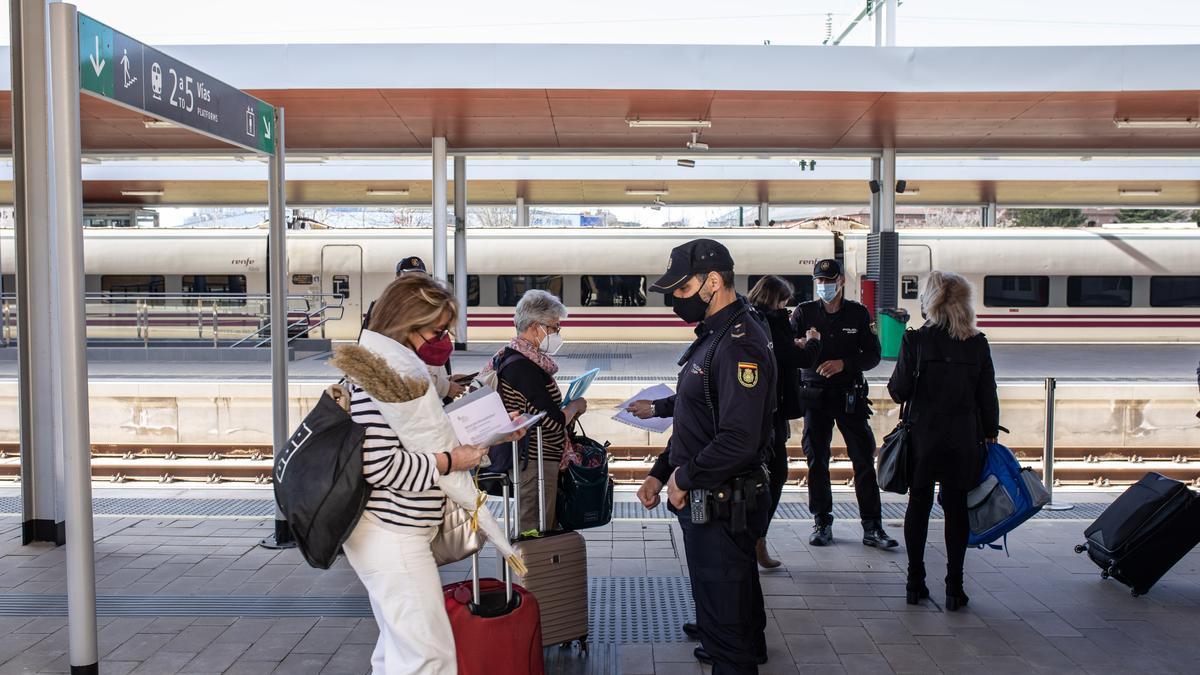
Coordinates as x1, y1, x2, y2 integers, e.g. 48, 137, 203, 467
878, 308, 910, 360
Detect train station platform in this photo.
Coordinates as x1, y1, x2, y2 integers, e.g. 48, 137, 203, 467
0, 487, 1196, 674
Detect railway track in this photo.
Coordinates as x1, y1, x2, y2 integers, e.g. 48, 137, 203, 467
0, 444, 1197, 487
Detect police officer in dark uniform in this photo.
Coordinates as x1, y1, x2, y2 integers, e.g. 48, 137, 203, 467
636, 239, 776, 674
791, 259, 898, 549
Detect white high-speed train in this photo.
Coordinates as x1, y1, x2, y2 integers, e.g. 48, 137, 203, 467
0, 227, 1196, 343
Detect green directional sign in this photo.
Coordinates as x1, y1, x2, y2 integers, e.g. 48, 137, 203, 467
77, 12, 275, 154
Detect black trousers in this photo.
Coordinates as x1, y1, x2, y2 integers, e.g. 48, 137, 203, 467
764, 415, 790, 535
905, 484, 969, 587
802, 407, 882, 527
677, 491, 770, 675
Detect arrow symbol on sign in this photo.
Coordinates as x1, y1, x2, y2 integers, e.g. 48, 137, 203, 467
89, 35, 106, 77
263, 116, 272, 140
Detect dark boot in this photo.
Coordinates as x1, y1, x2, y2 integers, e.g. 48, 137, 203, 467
862, 520, 899, 549
906, 563, 929, 605
756, 538, 782, 569
809, 523, 833, 547
945, 570, 969, 611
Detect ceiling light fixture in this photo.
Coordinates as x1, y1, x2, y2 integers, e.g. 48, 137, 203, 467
286, 156, 328, 164
1113, 118, 1198, 129
1118, 188, 1162, 197
142, 119, 175, 129
121, 189, 164, 196
627, 119, 712, 128
366, 188, 410, 196
626, 188, 669, 196
677, 159, 696, 168
653, 197, 667, 208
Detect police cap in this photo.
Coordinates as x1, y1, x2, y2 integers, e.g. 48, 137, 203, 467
649, 239, 735, 293
812, 258, 843, 280
396, 256, 427, 275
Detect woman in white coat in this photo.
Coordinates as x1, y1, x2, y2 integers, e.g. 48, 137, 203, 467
335, 274, 491, 674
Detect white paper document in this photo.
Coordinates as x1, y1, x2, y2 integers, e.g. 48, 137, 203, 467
612, 383, 675, 434
444, 386, 546, 447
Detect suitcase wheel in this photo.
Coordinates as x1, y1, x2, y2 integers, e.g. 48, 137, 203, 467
1131, 589, 1141, 598
1100, 569, 1110, 580
1074, 544, 1087, 554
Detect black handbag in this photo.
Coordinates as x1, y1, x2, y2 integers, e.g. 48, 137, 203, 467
556, 423, 614, 531
877, 340, 921, 495
273, 383, 369, 569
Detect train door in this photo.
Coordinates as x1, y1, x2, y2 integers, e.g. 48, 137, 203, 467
320, 245, 363, 340
898, 243, 933, 318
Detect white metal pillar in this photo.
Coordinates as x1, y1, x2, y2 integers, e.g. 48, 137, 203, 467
48, 3, 98, 670
432, 138, 449, 282
874, 0, 883, 46
263, 107, 293, 550
758, 202, 769, 227
880, 148, 896, 233
516, 196, 528, 227
886, 0, 897, 45
870, 158, 881, 232
453, 155, 468, 348
12, 0, 64, 545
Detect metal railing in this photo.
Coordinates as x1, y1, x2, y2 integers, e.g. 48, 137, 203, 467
0, 292, 345, 348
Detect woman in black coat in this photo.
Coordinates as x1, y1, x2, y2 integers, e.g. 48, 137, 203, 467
749, 276, 821, 569
888, 271, 999, 612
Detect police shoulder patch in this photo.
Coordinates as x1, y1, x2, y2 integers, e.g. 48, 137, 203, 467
737, 361, 759, 388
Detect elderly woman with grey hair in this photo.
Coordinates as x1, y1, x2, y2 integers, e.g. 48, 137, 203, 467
484, 289, 587, 532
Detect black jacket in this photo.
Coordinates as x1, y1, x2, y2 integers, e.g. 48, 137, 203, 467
648, 297, 777, 490
888, 324, 1000, 488
790, 299, 880, 389
758, 307, 821, 420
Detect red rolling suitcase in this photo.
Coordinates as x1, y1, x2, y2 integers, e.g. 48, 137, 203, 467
444, 475, 545, 674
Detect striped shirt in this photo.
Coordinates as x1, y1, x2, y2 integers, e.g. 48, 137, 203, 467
349, 384, 445, 530
496, 350, 568, 462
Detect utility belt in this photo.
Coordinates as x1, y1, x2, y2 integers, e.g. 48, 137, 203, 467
798, 379, 870, 416
689, 465, 770, 532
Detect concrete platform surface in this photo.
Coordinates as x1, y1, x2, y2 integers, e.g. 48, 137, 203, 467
0, 495, 1196, 673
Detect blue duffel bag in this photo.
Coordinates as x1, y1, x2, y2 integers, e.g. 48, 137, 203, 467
962, 441, 1051, 551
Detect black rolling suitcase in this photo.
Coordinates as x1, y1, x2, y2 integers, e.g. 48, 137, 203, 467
1075, 472, 1200, 596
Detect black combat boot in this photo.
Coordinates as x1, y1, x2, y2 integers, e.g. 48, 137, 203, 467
906, 563, 929, 605
809, 523, 833, 547
862, 521, 899, 548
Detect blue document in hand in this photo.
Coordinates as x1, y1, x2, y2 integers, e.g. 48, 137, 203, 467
562, 368, 600, 406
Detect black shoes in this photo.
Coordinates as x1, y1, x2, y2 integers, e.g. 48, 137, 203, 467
809, 524, 833, 546
945, 587, 970, 612
682, 622, 700, 641
906, 585, 930, 605
693, 647, 768, 666
862, 527, 899, 549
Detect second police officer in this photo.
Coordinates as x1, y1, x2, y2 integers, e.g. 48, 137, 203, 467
636, 239, 776, 674
791, 259, 898, 549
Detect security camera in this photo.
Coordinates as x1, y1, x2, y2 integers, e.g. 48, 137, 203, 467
653, 197, 667, 208
686, 131, 709, 151
677, 158, 696, 168
896, 179, 908, 193
868, 179, 881, 194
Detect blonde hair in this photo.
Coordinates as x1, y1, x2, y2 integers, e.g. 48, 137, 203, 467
367, 274, 458, 343
920, 270, 978, 341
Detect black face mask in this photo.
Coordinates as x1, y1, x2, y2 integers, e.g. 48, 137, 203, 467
672, 281, 713, 324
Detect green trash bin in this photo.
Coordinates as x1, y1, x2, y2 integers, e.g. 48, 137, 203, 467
877, 308, 910, 360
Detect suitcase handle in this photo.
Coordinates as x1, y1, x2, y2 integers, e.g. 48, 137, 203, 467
470, 477, 513, 606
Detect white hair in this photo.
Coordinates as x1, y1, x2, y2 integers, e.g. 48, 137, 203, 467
513, 289, 568, 333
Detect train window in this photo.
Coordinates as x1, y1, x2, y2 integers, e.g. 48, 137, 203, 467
747, 275, 813, 306
581, 275, 647, 307
332, 275, 351, 300
901, 275, 920, 300
446, 275, 481, 307
0, 275, 13, 297
983, 276, 1049, 307
1150, 276, 1200, 307
101, 275, 165, 304
183, 275, 248, 306
1067, 276, 1132, 308
497, 275, 563, 307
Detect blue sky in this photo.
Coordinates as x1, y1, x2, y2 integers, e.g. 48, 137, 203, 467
13, 0, 1200, 46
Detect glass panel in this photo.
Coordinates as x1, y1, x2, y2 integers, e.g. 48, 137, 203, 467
101, 275, 165, 304
1067, 276, 1132, 307
446, 275, 481, 307
580, 275, 647, 307
1150, 276, 1200, 307
747, 274, 813, 306
497, 275, 563, 307
983, 276, 1049, 307
182, 275, 248, 306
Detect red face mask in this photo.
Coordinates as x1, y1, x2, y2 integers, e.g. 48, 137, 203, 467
416, 333, 453, 367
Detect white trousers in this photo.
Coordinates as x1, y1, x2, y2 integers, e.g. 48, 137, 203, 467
343, 515, 457, 675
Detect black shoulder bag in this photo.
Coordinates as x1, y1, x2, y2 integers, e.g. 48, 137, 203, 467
877, 334, 921, 495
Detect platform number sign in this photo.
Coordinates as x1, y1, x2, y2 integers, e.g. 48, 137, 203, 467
78, 13, 275, 154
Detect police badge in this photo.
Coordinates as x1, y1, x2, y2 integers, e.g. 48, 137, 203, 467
737, 362, 759, 388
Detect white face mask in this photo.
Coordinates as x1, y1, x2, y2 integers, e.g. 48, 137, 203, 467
816, 282, 840, 303
539, 326, 564, 355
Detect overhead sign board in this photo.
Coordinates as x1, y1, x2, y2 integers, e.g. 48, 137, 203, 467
78, 13, 275, 154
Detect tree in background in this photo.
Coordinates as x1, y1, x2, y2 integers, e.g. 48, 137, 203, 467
1012, 208, 1086, 227
1116, 209, 1188, 223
